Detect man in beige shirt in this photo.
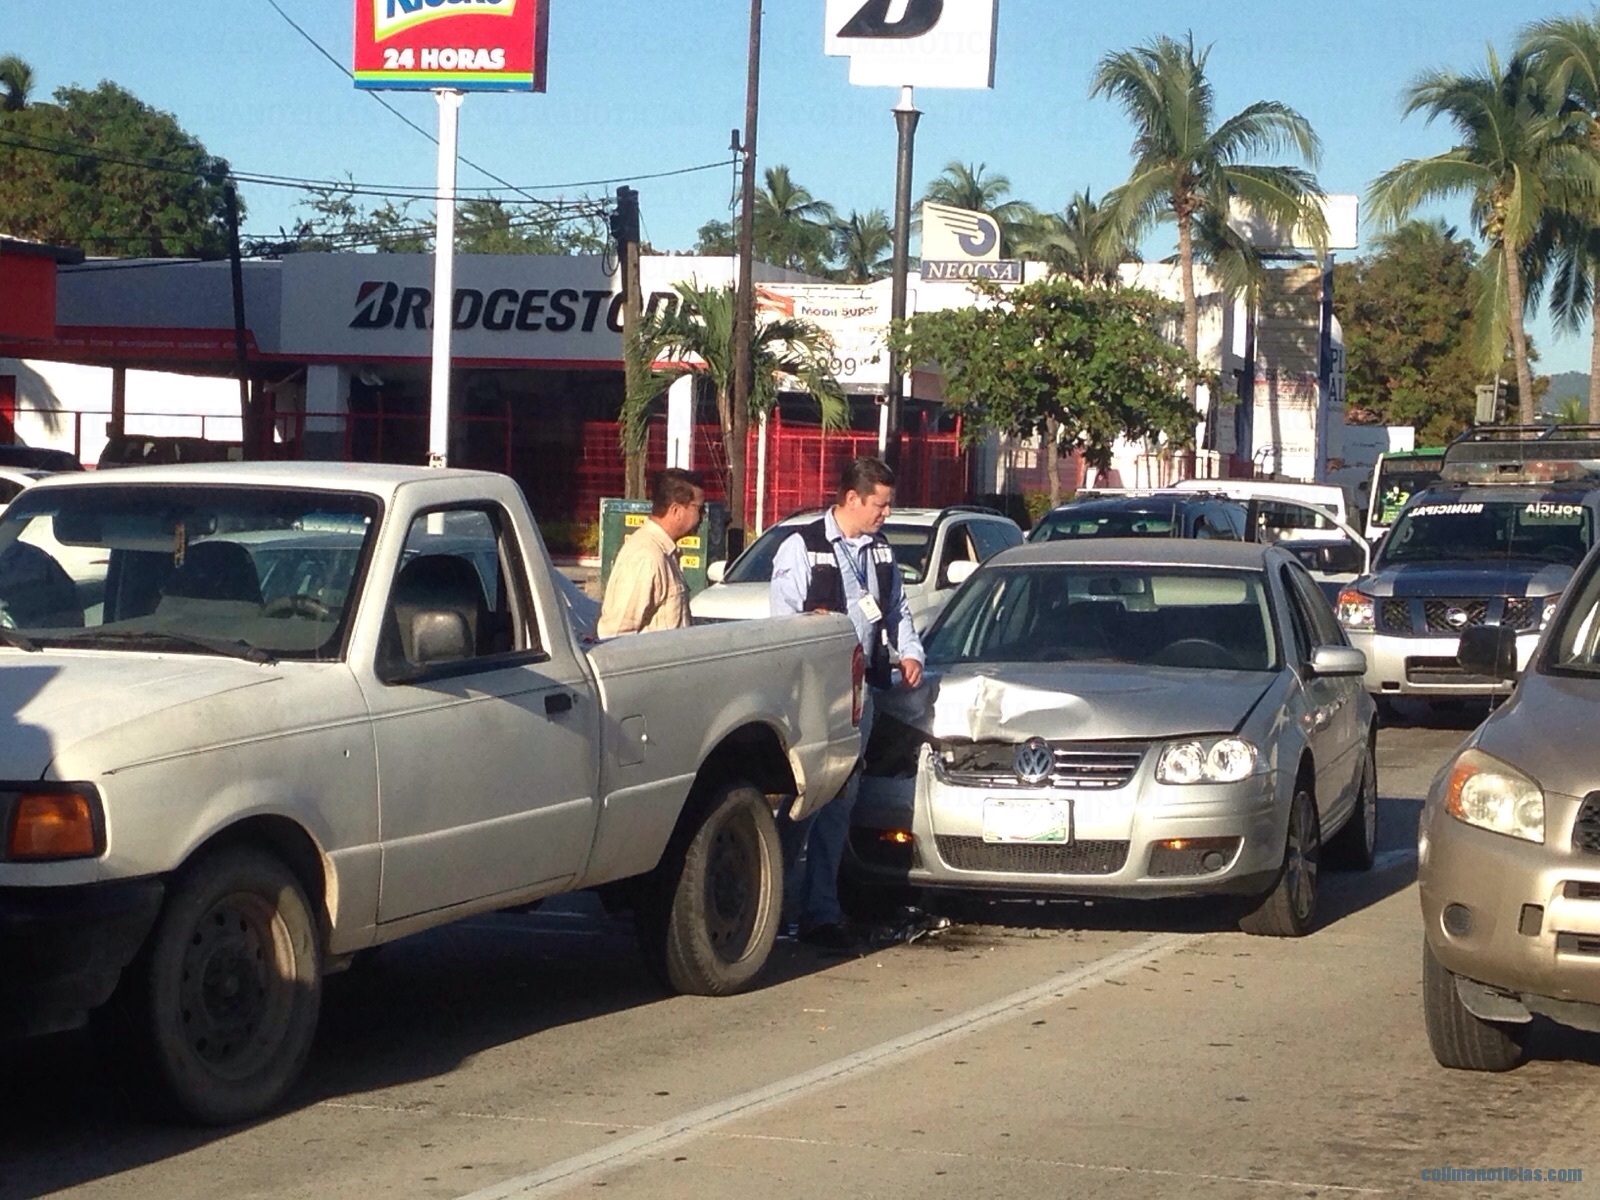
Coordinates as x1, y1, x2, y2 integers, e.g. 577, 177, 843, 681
597, 468, 705, 637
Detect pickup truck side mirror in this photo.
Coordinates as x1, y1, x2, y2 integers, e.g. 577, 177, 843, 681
707, 560, 727, 585
1458, 624, 1520, 681
1307, 645, 1367, 678
411, 609, 472, 667
943, 560, 978, 588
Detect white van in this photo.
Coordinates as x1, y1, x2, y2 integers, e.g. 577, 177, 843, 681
1169, 478, 1352, 541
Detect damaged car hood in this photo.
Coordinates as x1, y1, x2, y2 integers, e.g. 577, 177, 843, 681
883, 663, 1277, 743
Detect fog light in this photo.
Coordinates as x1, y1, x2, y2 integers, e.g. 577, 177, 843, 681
1443, 903, 1474, 937
880, 829, 914, 846
1200, 851, 1227, 871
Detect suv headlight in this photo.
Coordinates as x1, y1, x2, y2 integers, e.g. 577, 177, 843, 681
1443, 748, 1544, 843
1336, 589, 1376, 631
1157, 737, 1259, 785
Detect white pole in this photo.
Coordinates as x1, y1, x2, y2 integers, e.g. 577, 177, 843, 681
754, 409, 769, 535
877, 397, 889, 454
428, 88, 464, 468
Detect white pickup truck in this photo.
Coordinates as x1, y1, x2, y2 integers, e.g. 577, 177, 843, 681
0, 463, 862, 1124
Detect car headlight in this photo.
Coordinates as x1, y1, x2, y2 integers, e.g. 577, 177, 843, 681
1336, 589, 1375, 631
1443, 748, 1544, 843
1157, 737, 1259, 785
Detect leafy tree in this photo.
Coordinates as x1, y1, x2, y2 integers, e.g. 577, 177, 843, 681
834, 208, 893, 282
694, 218, 736, 256
921, 161, 1038, 256
0, 79, 234, 257
455, 199, 606, 255
1334, 220, 1492, 444
1369, 50, 1593, 422
625, 282, 847, 509
754, 165, 837, 275
0, 54, 33, 111
1015, 189, 1136, 284
895, 277, 1201, 505
1092, 33, 1326, 435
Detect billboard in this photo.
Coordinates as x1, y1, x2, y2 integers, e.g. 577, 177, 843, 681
919, 202, 1021, 283
824, 0, 999, 89
354, 0, 550, 92
1229, 194, 1360, 254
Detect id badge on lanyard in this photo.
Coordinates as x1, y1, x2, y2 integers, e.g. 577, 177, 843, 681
840, 540, 882, 624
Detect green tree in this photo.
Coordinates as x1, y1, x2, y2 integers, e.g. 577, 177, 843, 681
0, 54, 33, 111
1369, 50, 1592, 423
1092, 33, 1326, 433
0, 79, 234, 257
754, 165, 837, 274
455, 199, 605, 255
694, 218, 736, 256
625, 282, 848, 509
921, 161, 1038, 256
1334, 220, 1489, 444
1015, 189, 1136, 284
895, 277, 1201, 505
834, 208, 893, 282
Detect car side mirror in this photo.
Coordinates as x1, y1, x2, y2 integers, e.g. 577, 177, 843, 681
707, 560, 727, 585
944, 560, 978, 588
1458, 624, 1519, 681
411, 609, 472, 667
1307, 645, 1367, 678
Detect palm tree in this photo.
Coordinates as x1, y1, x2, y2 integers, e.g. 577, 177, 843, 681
0, 55, 33, 111
1553, 393, 1587, 424
922, 162, 1038, 256
834, 209, 893, 282
1522, 15, 1600, 420
1370, 50, 1593, 423
1092, 33, 1325, 430
754, 166, 837, 275
1015, 190, 1137, 284
625, 283, 849, 520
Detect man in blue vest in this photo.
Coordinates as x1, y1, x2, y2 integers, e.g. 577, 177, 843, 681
769, 456, 924, 950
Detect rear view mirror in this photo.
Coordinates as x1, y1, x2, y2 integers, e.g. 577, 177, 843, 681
1308, 645, 1367, 678
944, 560, 978, 588
410, 609, 471, 667
707, 560, 727, 585
1458, 624, 1520, 681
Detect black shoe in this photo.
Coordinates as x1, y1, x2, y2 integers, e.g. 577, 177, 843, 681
797, 922, 867, 953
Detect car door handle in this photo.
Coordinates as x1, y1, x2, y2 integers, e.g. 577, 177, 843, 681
545, 692, 574, 716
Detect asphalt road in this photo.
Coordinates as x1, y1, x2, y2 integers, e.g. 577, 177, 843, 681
5, 704, 1598, 1200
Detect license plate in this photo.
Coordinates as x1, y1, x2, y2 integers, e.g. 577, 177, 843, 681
982, 798, 1072, 844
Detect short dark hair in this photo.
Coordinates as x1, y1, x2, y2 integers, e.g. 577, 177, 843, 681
837, 456, 896, 503
652, 468, 704, 517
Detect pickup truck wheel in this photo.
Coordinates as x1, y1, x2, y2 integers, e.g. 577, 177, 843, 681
1422, 941, 1525, 1071
1324, 744, 1378, 871
1239, 787, 1320, 938
111, 847, 323, 1124
638, 782, 782, 996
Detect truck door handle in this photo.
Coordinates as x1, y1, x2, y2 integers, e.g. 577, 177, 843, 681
545, 692, 574, 716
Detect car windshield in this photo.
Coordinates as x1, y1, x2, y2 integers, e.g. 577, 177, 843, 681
926, 565, 1278, 672
722, 520, 937, 585
0, 485, 379, 661
1031, 509, 1177, 541
1381, 500, 1593, 566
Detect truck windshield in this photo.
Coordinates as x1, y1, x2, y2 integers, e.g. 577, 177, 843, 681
1381, 500, 1592, 566
0, 486, 379, 661
1369, 454, 1445, 531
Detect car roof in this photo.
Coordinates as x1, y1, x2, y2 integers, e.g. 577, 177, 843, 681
1042, 493, 1229, 515
1171, 478, 1346, 502
18, 460, 501, 499
769, 506, 1007, 530
992, 538, 1275, 570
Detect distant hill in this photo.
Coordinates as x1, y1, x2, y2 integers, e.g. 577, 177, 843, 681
1543, 371, 1589, 412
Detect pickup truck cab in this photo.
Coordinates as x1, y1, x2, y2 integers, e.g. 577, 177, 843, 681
0, 463, 862, 1124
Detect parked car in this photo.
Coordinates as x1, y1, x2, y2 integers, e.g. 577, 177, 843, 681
97, 434, 243, 469
1169, 477, 1354, 536
1029, 492, 1249, 543
690, 505, 1025, 630
1337, 426, 1600, 704
0, 463, 862, 1124
848, 538, 1378, 936
1418, 545, 1600, 1070
0, 444, 83, 473
0, 467, 52, 513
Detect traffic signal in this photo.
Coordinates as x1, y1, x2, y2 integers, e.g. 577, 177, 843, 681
1474, 378, 1508, 424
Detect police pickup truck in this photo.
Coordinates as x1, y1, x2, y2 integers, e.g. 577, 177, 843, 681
0, 463, 863, 1124
1335, 426, 1600, 704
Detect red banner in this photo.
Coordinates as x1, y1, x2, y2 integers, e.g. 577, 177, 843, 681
353, 0, 548, 92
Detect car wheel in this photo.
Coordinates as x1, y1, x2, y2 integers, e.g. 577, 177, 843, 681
637, 782, 782, 996
1324, 743, 1378, 871
102, 846, 323, 1125
1239, 787, 1320, 937
1422, 941, 1524, 1071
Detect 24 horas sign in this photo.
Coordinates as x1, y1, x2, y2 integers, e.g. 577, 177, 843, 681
354, 0, 550, 91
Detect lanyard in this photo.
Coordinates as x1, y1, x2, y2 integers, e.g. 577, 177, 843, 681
833, 537, 872, 595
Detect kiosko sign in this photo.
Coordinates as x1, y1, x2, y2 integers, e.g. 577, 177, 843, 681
354, 0, 550, 91
824, 0, 999, 89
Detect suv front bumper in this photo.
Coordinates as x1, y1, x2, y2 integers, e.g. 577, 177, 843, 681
1347, 628, 1536, 698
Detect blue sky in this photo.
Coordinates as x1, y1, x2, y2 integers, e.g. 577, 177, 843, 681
3, 0, 1590, 374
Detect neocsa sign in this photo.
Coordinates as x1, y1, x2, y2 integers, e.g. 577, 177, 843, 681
354, 0, 549, 92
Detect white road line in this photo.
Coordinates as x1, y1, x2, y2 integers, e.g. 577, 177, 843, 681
455, 932, 1194, 1200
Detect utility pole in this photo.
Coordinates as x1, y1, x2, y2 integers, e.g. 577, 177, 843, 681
223, 184, 255, 459
613, 187, 647, 498
885, 86, 921, 473
730, 0, 763, 557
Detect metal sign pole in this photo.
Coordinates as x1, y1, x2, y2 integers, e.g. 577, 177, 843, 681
428, 88, 464, 469
886, 85, 920, 472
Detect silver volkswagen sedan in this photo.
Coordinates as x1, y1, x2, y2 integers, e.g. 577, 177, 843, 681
848, 540, 1379, 936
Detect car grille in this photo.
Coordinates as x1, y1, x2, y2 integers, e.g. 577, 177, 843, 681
1379, 597, 1543, 636
1381, 600, 1413, 632
936, 743, 1146, 791
1423, 599, 1490, 632
1573, 794, 1600, 855
1501, 598, 1539, 631
935, 836, 1130, 875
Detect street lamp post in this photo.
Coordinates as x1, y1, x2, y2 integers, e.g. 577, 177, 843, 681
884, 86, 921, 472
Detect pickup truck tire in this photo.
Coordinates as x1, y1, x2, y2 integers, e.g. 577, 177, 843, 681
637, 782, 782, 996
102, 847, 323, 1125
1422, 941, 1524, 1071
1238, 787, 1320, 938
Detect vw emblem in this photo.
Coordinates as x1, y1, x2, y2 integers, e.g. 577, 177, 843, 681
1445, 606, 1470, 630
1013, 737, 1055, 786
